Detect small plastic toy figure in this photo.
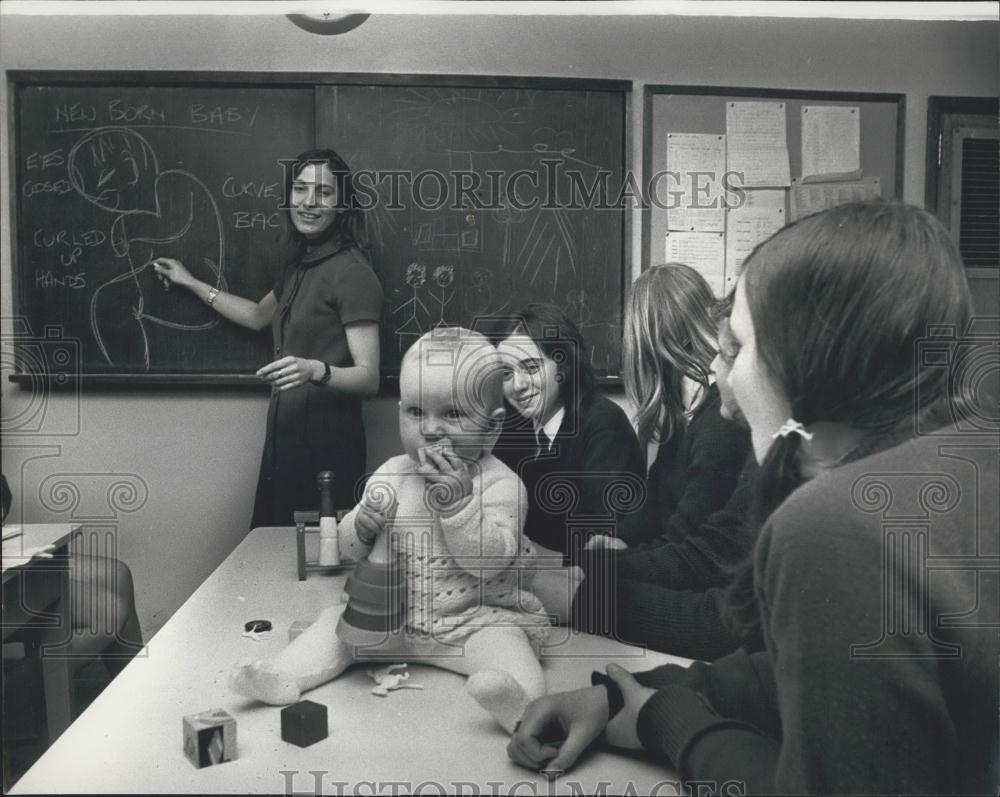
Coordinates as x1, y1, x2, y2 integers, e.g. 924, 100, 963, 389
368, 663, 425, 697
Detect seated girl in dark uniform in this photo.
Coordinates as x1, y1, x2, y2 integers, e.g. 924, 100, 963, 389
489, 304, 645, 566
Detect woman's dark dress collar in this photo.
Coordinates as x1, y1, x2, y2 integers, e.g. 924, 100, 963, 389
300, 236, 350, 265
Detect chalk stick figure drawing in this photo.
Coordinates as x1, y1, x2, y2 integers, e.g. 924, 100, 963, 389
432, 265, 454, 326
67, 127, 226, 369
393, 263, 429, 351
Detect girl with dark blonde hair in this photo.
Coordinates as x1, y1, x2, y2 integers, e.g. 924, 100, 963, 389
624, 262, 717, 444
615, 262, 750, 547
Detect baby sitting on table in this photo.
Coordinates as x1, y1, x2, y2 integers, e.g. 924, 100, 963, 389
231, 327, 552, 732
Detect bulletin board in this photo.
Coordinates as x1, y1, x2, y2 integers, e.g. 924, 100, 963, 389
642, 86, 905, 292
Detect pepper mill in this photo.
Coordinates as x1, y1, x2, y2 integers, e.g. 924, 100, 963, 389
316, 470, 339, 566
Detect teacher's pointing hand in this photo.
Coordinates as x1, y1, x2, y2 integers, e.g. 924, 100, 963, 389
152, 258, 194, 289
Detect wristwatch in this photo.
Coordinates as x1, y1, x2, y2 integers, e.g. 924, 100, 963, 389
312, 361, 332, 386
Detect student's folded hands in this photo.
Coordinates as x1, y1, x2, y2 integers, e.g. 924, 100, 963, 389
507, 684, 610, 776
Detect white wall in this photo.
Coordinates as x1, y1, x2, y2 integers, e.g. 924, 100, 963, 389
2, 11, 997, 637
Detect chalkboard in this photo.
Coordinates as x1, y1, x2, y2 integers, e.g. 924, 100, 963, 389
12, 78, 314, 381
10, 74, 628, 384
318, 81, 628, 380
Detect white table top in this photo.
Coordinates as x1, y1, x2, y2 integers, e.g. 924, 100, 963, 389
12, 527, 690, 794
2, 524, 78, 579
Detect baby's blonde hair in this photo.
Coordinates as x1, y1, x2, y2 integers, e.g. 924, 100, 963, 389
402, 327, 505, 423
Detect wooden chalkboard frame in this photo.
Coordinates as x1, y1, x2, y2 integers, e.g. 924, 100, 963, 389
6, 71, 631, 388
641, 84, 906, 272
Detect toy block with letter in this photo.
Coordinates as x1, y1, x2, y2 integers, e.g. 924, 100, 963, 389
182, 709, 236, 768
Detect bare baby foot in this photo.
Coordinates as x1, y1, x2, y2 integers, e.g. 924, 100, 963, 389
466, 669, 530, 734
229, 660, 301, 705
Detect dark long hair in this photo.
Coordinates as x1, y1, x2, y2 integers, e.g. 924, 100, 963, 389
743, 201, 973, 527
284, 148, 369, 253
486, 303, 598, 415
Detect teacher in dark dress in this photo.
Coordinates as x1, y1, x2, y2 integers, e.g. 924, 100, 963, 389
154, 148, 383, 525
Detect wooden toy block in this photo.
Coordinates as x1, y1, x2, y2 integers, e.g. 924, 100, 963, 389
182, 709, 236, 768
280, 700, 328, 747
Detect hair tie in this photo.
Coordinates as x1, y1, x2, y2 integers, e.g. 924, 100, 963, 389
772, 419, 813, 440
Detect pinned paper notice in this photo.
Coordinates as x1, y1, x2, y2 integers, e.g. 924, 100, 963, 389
726, 101, 791, 188
801, 106, 861, 182
665, 232, 725, 297
790, 176, 881, 221
733, 188, 786, 210
725, 203, 785, 290
666, 133, 726, 232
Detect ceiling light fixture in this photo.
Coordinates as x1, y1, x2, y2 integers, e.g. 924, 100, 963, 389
286, 13, 371, 36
